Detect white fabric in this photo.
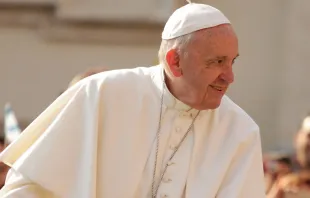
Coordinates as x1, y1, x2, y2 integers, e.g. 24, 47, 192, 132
0, 65, 265, 198
162, 3, 230, 40
135, 70, 198, 197
0, 168, 54, 198
135, 108, 195, 198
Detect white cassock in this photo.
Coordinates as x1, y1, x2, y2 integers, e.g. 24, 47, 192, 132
0, 65, 266, 198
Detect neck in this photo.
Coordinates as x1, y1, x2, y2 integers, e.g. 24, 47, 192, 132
164, 71, 197, 109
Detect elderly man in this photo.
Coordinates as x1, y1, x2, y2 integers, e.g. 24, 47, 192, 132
0, 2, 265, 198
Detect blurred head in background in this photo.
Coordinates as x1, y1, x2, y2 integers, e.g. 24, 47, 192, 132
68, 67, 109, 88
295, 115, 310, 169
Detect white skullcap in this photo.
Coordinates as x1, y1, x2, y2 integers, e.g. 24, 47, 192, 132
162, 2, 231, 40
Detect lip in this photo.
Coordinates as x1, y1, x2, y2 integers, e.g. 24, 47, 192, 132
209, 85, 227, 93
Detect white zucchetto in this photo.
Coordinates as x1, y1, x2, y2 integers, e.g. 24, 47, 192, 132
162, 2, 231, 40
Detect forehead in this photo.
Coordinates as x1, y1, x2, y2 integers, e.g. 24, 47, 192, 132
190, 25, 239, 57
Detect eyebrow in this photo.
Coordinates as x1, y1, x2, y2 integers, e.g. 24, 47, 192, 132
205, 54, 240, 63
213, 54, 240, 60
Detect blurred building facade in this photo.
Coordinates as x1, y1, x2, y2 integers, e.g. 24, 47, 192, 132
1, 0, 310, 152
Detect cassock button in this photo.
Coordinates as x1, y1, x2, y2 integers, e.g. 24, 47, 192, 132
175, 127, 181, 133
179, 112, 186, 117
161, 194, 169, 198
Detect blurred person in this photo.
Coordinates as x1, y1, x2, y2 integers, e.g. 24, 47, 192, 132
0, 2, 265, 198
293, 115, 310, 170
267, 170, 310, 198
264, 155, 292, 193
266, 115, 310, 197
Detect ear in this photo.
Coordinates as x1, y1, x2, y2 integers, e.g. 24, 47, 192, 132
166, 49, 183, 77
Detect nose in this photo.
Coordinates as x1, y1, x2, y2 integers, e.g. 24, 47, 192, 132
219, 66, 234, 84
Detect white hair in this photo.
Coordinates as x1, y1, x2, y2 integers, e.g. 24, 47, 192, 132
158, 33, 194, 68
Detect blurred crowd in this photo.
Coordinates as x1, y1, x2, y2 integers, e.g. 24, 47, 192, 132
1, 67, 310, 198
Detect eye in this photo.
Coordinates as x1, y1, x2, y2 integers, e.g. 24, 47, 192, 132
205, 58, 225, 68
217, 59, 224, 64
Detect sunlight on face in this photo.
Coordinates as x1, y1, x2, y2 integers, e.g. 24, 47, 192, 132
172, 24, 239, 110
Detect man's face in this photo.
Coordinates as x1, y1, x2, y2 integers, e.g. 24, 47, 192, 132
167, 24, 239, 110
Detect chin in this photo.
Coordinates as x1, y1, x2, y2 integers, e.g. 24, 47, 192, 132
208, 103, 221, 109
207, 103, 221, 110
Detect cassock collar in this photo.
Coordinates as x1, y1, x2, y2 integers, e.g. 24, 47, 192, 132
151, 65, 199, 115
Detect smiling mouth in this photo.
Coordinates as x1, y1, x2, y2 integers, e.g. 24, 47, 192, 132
210, 85, 226, 92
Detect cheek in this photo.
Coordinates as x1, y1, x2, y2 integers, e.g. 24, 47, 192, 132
189, 72, 207, 87
190, 70, 218, 88
189, 75, 211, 97
182, 74, 206, 96
203, 70, 222, 85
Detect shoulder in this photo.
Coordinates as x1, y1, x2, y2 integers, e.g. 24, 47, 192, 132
91, 66, 156, 84
217, 95, 260, 141
72, 66, 157, 91
218, 95, 258, 129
